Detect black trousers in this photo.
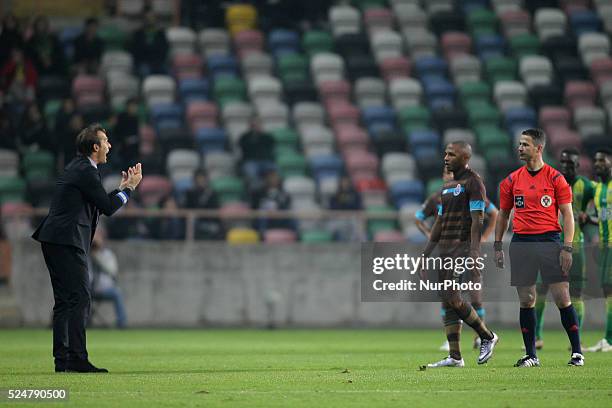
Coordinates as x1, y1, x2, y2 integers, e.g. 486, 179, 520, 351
41, 242, 90, 363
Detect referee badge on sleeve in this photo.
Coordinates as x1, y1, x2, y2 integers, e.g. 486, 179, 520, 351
515, 195, 525, 208
540, 195, 552, 208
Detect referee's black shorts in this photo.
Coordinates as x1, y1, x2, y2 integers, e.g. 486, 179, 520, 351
509, 232, 567, 286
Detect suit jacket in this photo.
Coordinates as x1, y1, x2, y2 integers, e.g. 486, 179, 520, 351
32, 155, 129, 253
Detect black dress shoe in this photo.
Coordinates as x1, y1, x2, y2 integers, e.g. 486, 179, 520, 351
66, 360, 108, 373
55, 359, 66, 372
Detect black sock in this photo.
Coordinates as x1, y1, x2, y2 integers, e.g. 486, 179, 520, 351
559, 305, 582, 354
520, 307, 537, 358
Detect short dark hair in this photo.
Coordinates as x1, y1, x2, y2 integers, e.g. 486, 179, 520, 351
85, 17, 98, 27
595, 147, 612, 156
522, 128, 546, 146
75, 123, 105, 156
560, 147, 580, 158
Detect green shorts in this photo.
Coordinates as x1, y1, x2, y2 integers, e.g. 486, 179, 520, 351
598, 244, 612, 287
536, 245, 586, 289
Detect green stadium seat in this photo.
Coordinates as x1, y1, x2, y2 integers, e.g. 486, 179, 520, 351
98, 25, 128, 51
211, 176, 245, 204
483, 145, 513, 164
22, 150, 55, 181
276, 151, 308, 177
0, 176, 26, 205
459, 82, 491, 108
44, 99, 62, 131
467, 9, 498, 36
213, 76, 246, 107
271, 128, 300, 150
277, 54, 308, 81
509, 34, 541, 59
467, 103, 501, 128
426, 177, 444, 196
485, 56, 518, 83
300, 229, 333, 242
366, 205, 398, 238
398, 105, 430, 132
475, 126, 511, 150
302, 30, 334, 57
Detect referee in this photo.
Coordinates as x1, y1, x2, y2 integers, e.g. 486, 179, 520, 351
494, 129, 583, 367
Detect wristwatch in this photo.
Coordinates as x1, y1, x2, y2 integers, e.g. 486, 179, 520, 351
561, 245, 573, 253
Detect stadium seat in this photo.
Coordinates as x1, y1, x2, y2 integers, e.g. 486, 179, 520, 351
248, 76, 282, 104
300, 125, 335, 157
450, 55, 482, 84
233, 29, 265, 58
389, 78, 423, 109
101, 50, 133, 77
364, 7, 394, 33
276, 151, 308, 177
398, 105, 430, 132
335, 33, 370, 59
440, 32, 472, 60
564, 80, 597, 109
485, 56, 518, 83
293, 102, 325, 128
211, 176, 245, 204
264, 229, 297, 243
309, 155, 344, 181
329, 5, 361, 37
226, 227, 260, 244
570, 10, 602, 36
354, 78, 386, 108
459, 81, 491, 107
242, 52, 273, 79
500, 9, 532, 38
403, 29, 437, 58
578, 33, 610, 65
474, 33, 506, 60
186, 101, 219, 131
302, 30, 334, 57
207, 55, 239, 79
166, 149, 200, 182
379, 56, 411, 81
226, 4, 257, 35
143, 75, 176, 107
311, 53, 346, 84
195, 128, 226, 154
198, 28, 231, 57
166, 27, 197, 56
373, 230, 405, 242
520, 56, 553, 89
178, 78, 209, 102
574, 106, 607, 137
213, 76, 246, 107
590, 57, 612, 86
370, 30, 403, 62
509, 34, 541, 59
466, 8, 498, 36
137, 175, 173, 207
535, 8, 567, 41
268, 29, 300, 57
442, 128, 476, 147
493, 81, 528, 111
256, 101, 289, 131
21, 151, 55, 182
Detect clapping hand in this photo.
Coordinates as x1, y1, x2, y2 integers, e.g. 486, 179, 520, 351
119, 163, 143, 191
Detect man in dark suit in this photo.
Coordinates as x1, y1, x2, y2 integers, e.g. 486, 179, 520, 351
32, 123, 142, 373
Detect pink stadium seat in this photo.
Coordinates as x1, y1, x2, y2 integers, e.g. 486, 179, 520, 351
345, 151, 380, 180
327, 101, 360, 127
334, 124, 370, 151
318, 80, 351, 104
0, 201, 33, 216
137, 175, 173, 207
219, 201, 250, 218
539, 106, 571, 130
363, 8, 394, 32
233, 29, 264, 58
590, 58, 612, 87
560, 0, 590, 14
379, 56, 412, 81
374, 230, 405, 242
441, 32, 472, 60
172, 54, 204, 80
264, 228, 297, 243
564, 81, 597, 110
186, 101, 219, 131
547, 128, 582, 155
72, 75, 104, 107
499, 10, 531, 37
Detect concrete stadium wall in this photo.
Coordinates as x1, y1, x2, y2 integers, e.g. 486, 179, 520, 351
9, 239, 607, 329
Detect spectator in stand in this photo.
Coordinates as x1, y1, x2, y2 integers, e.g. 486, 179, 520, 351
0, 205, 10, 285
59, 113, 85, 166
130, 10, 169, 76
151, 194, 186, 240
111, 98, 140, 169
238, 117, 276, 188
0, 14, 24, 65
183, 169, 222, 240
329, 175, 361, 210
0, 106, 17, 149
18, 102, 53, 154
73, 17, 104, 74
0, 47, 38, 108
26, 15, 66, 76
89, 228, 127, 329
328, 175, 362, 241
251, 169, 292, 233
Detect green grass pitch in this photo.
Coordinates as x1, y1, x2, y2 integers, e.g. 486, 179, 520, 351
1, 329, 611, 407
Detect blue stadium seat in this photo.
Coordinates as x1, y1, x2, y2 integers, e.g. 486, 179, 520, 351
150, 103, 184, 132
414, 56, 449, 81
195, 128, 227, 154
474, 34, 506, 61
504, 107, 537, 136
390, 179, 425, 207
59, 26, 82, 60
569, 10, 602, 37
413, 146, 442, 180
361, 106, 396, 130
309, 154, 344, 181
407, 129, 440, 150
268, 29, 301, 57
422, 78, 456, 110
179, 78, 210, 102
207, 55, 239, 78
